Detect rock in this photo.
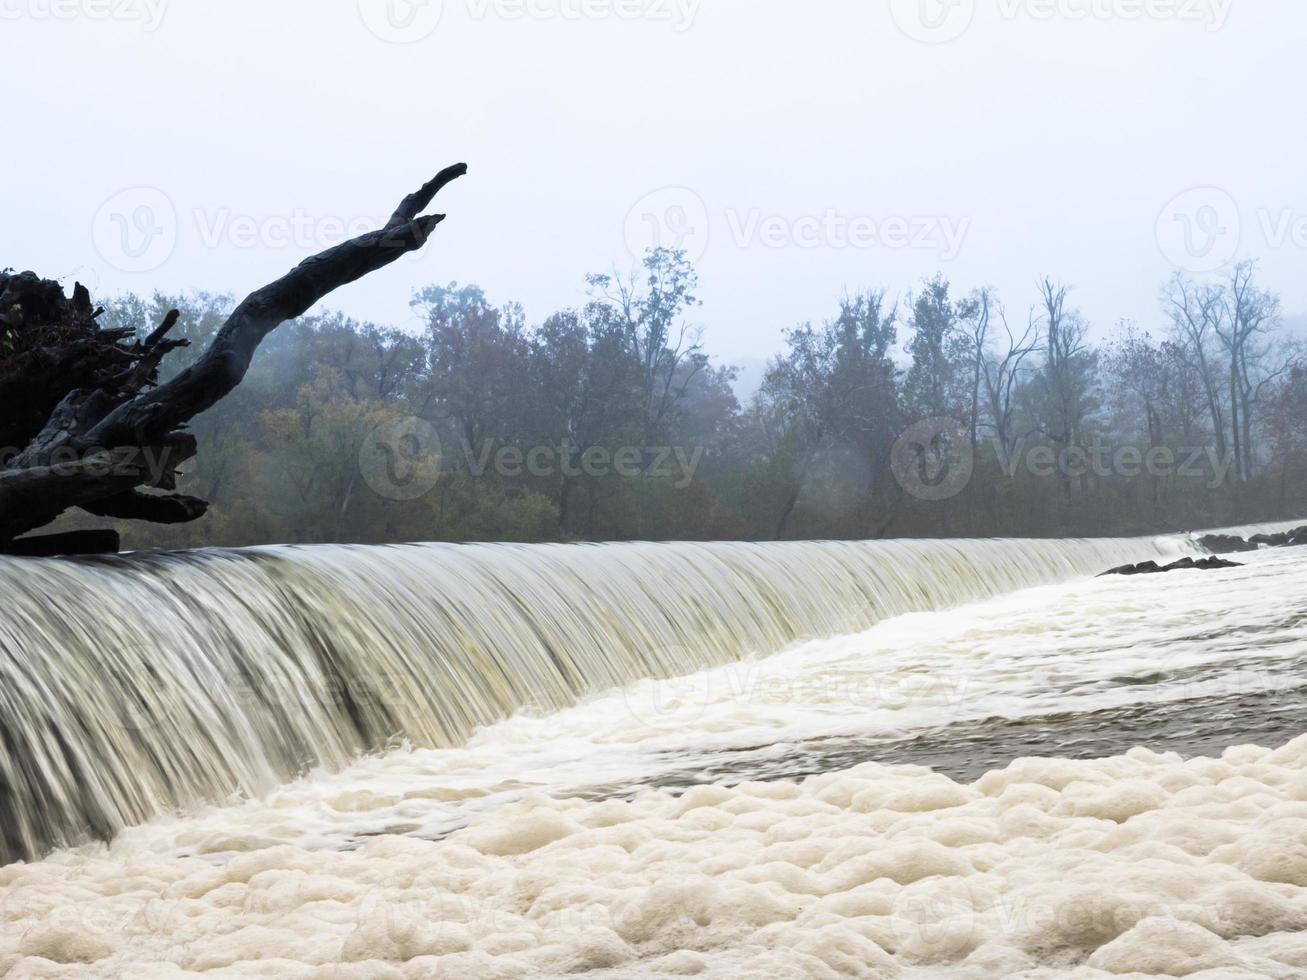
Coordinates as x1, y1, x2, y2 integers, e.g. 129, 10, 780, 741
1198, 534, 1258, 554
1250, 532, 1290, 547
1243, 525, 1307, 549
1101, 556, 1242, 576
1250, 525, 1307, 544
1100, 561, 1159, 576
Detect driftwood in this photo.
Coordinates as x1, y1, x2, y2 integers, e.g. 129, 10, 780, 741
0, 530, 121, 557
0, 164, 467, 554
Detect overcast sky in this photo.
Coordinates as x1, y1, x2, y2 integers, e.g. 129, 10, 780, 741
4, 0, 1305, 372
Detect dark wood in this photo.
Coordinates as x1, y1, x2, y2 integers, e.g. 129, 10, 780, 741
0, 164, 467, 548
1, 530, 121, 558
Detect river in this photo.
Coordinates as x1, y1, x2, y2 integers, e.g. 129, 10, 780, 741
2, 525, 1305, 977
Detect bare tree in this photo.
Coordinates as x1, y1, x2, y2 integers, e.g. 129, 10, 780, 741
1039, 280, 1092, 445
1104, 323, 1176, 516
1165, 272, 1229, 466
1028, 279, 1097, 499
977, 299, 1042, 471
957, 287, 993, 455
1215, 261, 1282, 480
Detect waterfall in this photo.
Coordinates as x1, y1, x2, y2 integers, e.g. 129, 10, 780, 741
0, 534, 1202, 862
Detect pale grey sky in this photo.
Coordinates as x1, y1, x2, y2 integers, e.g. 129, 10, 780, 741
4, 0, 1304, 365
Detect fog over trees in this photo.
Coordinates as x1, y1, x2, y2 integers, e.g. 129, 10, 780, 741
40, 250, 1305, 550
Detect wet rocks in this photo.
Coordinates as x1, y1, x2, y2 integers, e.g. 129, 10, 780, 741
1249, 525, 1307, 548
1189, 556, 1245, 571
1198, 534, 1260, 555
1192, 524, 1307, 557
1101, 556, 1244, 577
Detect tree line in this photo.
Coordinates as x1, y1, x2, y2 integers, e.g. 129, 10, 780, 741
54, 248, 1306, 549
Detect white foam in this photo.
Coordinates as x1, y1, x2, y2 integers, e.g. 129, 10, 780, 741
6, 735, 1307, 977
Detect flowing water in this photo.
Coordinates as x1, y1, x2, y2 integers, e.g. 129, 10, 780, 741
0, 532, 1209, 863
2, 523, 1305, 978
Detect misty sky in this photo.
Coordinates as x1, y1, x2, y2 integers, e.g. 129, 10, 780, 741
5, 0, 1305, 376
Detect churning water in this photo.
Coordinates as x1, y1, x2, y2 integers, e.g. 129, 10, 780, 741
2, 524, 1306, 978
0, 534, 1208, 863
